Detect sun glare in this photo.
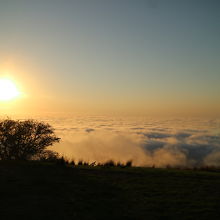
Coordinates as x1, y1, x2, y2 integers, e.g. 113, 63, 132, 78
0, 79, 20, 101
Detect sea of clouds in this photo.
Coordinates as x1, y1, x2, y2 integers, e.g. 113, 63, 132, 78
7, 115, 220, 167
36, 115, 220, 168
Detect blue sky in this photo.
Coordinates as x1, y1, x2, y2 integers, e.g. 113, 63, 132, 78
0, 0, 219, 115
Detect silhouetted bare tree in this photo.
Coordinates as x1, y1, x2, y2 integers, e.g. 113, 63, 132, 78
0, 119, 60, 160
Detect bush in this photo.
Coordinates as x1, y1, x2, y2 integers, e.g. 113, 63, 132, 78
0, 119, 60, 160
56, 156, 67, 166
34, 150, 59, 162
78, 160, 83, 166
103, 160, 115, 167
125, 160, 132, 167
69, 159, 75, 166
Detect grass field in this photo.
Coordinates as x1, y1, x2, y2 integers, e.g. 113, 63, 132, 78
0, 161, 220, 219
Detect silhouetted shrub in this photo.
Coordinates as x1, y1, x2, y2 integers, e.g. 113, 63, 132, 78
103, 160, 115, 167
125, 160, 132, 167
69, 160, 75, 166
34, 150, 59, 162
78, 160, 83, 166
116, 162, 122, 166
0, 119, 60, 160
56, 156, 67, 166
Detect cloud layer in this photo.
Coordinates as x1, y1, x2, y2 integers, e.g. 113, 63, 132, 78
45, 116, 220, 167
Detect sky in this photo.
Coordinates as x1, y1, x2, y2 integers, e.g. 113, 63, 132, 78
0, 0, 220, 116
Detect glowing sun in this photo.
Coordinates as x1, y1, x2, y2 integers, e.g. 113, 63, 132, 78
0, 79, 20, 101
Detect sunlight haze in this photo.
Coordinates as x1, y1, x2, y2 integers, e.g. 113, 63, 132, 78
0, 0, 219, 117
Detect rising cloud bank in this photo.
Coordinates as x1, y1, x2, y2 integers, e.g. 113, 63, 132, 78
50, 116, 220, 168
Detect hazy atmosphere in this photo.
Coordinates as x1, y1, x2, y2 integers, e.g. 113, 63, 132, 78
1, 0, 220, 116
0, 0, 220, 167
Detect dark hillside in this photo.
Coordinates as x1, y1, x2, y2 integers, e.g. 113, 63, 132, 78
0, 161, 220, 219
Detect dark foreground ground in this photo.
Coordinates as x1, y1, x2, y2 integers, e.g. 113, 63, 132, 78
0, 161, 220, 219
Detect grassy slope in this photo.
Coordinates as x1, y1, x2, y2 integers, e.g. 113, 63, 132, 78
0, 161, 220, 219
